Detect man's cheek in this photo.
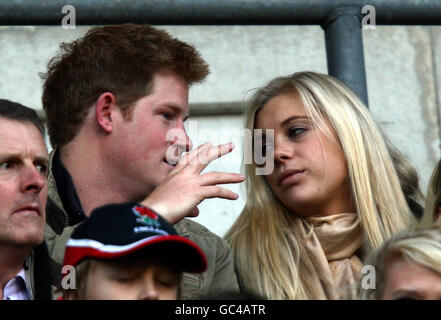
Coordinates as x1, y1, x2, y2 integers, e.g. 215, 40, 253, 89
40, 186, 48, 205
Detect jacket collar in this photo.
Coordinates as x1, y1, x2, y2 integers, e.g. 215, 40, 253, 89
24, 243, 53, 300
47, 149, 86, 232
50, 149, 86, 226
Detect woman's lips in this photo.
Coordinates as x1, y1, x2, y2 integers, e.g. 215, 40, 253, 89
279, 169, 305, 186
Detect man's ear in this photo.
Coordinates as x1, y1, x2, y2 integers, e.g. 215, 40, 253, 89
95, 92, 117, 134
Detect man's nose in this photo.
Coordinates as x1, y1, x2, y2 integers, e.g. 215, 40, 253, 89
178, 121, 193, 152
169, 126, 193, 153
184, 132, 193, 152
20, 164, 46, 194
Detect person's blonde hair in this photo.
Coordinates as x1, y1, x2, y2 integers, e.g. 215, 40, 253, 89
386, 140, 425, 219
360, 226, 441, 300
225, 71, 417, 299
421, 160, 441, 226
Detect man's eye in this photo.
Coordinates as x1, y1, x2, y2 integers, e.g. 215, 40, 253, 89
36, 164, 48, 177
0, 162, 12, 170
162, 113, 173, 120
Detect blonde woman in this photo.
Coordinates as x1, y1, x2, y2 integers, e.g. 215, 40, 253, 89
421, 159, 441, 226
361, 226, 441, 300
225, 71, 417, 299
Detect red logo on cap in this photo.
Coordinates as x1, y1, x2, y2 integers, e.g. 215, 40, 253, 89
134, 206, 158, 219
132, 205, 160, 227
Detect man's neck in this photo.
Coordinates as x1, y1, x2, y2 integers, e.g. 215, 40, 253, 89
0, 246, 29, 299
59, 145, 136, 217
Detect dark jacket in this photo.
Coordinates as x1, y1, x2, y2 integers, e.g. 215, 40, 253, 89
24, 242, 52, 300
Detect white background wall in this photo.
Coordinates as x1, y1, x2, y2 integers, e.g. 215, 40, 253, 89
0, 25, 440, 236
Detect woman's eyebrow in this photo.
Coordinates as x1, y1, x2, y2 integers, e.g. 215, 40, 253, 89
280, 115, 310, 128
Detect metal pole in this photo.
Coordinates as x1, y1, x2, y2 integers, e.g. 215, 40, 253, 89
0, 0, 440, 25
323, 7, 369, 107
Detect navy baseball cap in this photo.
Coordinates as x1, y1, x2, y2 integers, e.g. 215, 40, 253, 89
63, 202, 207, 273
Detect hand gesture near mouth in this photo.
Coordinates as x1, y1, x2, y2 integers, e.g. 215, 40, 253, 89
141, 141, 245, 224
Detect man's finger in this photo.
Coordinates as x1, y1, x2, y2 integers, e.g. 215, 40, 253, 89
199, 172, 244, 186
173, 141, 212, 172
202, 186, 239, 200
189, 142, 235, 173
189, 206, 200, 218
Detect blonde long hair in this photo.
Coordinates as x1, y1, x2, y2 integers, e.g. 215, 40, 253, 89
360, 226, 441, 299
225, 72, 417, 299
421, 160, 441, 226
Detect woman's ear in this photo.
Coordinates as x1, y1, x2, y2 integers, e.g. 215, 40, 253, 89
95, 92, 117, 134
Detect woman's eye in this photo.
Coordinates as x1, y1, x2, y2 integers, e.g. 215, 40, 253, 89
288, 127, 306, 138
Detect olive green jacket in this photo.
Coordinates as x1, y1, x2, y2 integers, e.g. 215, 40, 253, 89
44, 151, 239, 299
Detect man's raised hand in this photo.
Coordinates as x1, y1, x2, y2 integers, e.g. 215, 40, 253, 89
141, 142, 245, 224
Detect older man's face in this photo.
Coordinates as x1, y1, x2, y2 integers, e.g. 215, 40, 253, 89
0, 117, 48, 248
